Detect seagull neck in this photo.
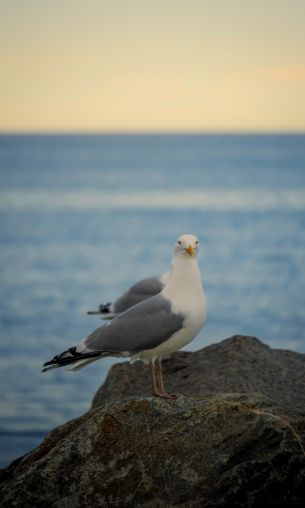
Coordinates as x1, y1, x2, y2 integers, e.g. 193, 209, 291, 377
163, 255, 202, 296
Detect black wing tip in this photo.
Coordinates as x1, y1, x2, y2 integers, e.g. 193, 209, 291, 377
41, 347, 78, 372
41, 363, 58, 373
42, 347, 105, 373
43, 359, 54, 367
87, 303, 111, 315
42, 355, 63, 372
99, 303, 112, 314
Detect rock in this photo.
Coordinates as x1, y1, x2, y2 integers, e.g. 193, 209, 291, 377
1, 394, 305, 507
93, 335, 305, 412
1, 336, 305, 507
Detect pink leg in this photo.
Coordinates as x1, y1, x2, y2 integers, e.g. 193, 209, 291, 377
150, 359, 177, 399
155, 359, 165, 392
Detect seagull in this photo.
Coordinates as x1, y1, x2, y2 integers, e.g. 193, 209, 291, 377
87, 273, 170, 319
42, 234, 207, 399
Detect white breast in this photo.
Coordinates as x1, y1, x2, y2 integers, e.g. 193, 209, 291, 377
137, 289, 207, 363
135, 252, 207, 364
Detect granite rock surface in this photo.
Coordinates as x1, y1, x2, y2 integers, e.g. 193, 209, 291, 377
1, 336, 305, 507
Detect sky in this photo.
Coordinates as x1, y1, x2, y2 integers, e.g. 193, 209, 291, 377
0, 0, 305, 132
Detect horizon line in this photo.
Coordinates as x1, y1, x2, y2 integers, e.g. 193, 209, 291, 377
0, 129, 305, 136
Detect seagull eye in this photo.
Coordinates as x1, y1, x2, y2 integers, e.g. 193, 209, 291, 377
178, 241, 181, 245
196, 241, 198, 245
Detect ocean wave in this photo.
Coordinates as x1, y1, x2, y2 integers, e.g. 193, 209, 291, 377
1, 189, 305, 212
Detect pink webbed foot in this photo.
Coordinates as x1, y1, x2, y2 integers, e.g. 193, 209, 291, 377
152, 389, 178, 399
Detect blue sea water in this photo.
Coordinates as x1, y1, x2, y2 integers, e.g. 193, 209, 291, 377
0, 133, 305, 467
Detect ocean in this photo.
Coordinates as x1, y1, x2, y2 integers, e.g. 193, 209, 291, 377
0, 133, 305, 467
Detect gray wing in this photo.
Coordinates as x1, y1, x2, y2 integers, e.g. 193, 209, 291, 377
84, 294, 184, 354
113, 276, 165, 313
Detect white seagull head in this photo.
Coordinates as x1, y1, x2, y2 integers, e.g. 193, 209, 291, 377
174, 234, 199, 258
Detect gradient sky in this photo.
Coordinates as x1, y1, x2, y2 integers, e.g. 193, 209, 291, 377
1, 0, 305, 132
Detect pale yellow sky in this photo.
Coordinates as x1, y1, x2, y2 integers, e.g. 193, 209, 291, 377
1, 0, 305, 132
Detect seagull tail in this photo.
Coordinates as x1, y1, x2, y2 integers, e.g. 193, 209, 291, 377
42, 346, 110, 373
66, 357, 100, 371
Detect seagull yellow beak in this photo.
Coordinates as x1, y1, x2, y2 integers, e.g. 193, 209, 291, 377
186, 245, 194, 256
